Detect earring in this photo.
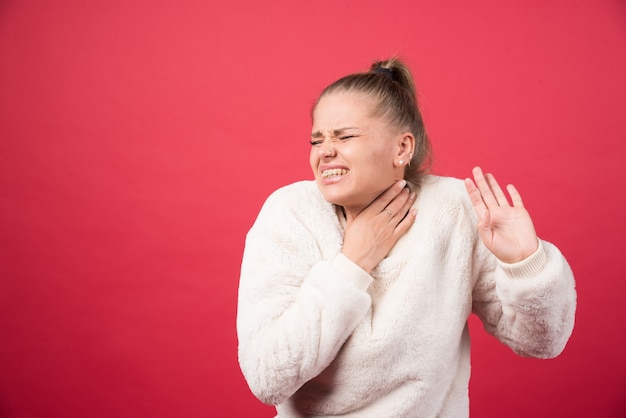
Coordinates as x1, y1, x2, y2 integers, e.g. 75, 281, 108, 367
399, 159, 404, 165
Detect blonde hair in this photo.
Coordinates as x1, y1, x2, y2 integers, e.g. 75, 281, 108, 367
313, 57, 432, 188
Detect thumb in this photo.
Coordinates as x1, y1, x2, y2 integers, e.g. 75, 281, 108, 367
478, 209, 491, 230
476, 209, 495, 249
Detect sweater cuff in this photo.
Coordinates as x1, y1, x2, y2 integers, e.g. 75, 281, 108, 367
332, 253, 373, 292
497, 240, 547, 279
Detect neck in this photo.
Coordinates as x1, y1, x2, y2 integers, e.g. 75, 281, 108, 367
339, 205, 365, 224
338, 180, 414, 224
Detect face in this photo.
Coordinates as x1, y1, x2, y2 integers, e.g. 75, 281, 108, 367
310, 91, 406, 215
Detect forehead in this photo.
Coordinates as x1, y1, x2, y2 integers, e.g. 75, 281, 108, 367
313, 92, 378, 128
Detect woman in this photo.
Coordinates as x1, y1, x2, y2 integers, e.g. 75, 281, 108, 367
236, 57, 576, 417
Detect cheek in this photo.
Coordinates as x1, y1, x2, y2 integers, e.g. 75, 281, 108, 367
362, 149, 394, 179
364, 148, 391, 167
309, 149, 318, 172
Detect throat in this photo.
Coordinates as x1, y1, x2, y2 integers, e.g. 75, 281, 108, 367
335, 205, 347, 228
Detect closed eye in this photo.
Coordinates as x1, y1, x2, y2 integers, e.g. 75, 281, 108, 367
339, 135, 356, 140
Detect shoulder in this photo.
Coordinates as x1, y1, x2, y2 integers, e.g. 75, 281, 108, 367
419, 175, 472, 207
261, 180, 324, 211
415, 174, 478, 226
253, 180, 332, 227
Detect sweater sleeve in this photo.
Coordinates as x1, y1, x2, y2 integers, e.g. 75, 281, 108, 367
471, 239, 577, 358
236, 189, 373, 406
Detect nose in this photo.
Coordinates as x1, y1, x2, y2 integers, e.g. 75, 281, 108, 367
319, 142, 336, 158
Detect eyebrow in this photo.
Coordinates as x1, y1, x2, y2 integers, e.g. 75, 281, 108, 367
311, 127, 359, 138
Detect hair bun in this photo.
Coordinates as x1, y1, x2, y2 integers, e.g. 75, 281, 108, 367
372, 66, 395, 81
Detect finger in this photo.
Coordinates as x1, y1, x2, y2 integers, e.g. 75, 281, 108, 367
389, 189, 416, 224
472, 166, 499, 208
383, 187, 414, 221
506, 184, 525, 207
485, 173, 510, 207
393, 207, 418, 237
367, 179, 407, 214
464, 177, 487, 218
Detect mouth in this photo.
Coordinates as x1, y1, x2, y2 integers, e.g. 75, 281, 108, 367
321, 168, 349, 179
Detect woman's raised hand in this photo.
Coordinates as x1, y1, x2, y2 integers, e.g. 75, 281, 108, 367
342, 180, 417, 274
464, 166, 539, 263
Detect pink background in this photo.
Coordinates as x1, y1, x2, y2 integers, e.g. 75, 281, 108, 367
1, 1, 625, 416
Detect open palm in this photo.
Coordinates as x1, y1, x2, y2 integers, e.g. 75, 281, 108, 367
464, 167, 539, 263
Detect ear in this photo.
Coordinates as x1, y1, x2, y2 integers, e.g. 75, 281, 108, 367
394, 132, 416, 167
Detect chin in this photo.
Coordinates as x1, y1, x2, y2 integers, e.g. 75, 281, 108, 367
316, 180, 364, 208
320, 191, 345, 206
320, 190, 363, 211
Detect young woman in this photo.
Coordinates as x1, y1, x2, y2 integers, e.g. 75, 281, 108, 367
237, 57, 576, 417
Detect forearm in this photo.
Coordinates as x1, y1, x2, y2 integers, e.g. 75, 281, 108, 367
237, 254, 372, 405
473, 240, 577, 358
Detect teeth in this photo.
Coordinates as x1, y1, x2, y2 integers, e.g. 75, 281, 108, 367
322, 168, 348, 178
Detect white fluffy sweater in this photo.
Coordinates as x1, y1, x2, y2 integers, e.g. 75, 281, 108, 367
237, 176, 576, 417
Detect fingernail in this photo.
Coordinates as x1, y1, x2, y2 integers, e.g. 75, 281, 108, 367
398, 180, 407, 188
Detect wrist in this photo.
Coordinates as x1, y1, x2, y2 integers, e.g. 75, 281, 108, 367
341, 250, 374, 274
332, 254, 373, 291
